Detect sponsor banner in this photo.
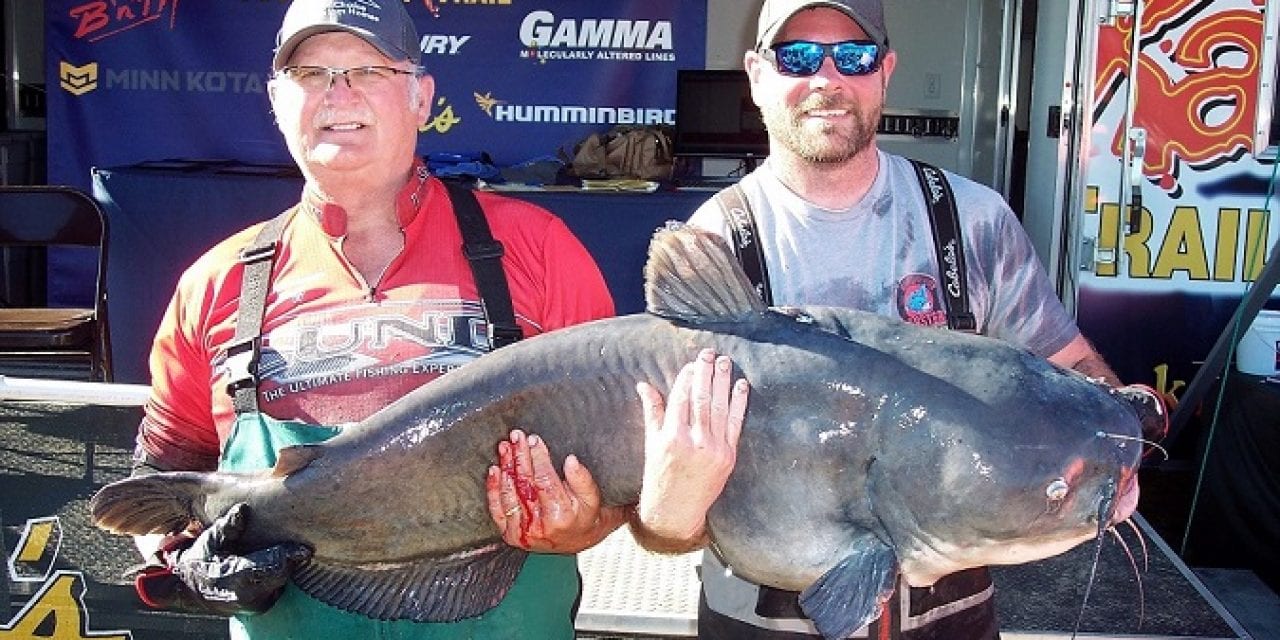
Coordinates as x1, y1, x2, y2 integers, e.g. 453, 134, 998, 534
1078, 0, 1279, 384
45, 0, 707, 189
8, 516, 61, 583
2, 516, 133, 638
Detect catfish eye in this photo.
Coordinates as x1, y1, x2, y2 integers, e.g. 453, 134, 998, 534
1046, 477, 1070, 503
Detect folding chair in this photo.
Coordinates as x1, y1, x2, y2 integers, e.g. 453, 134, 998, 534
0, 186, 112, 381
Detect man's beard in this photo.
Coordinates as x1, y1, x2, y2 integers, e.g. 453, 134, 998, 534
762, 93, 879, 163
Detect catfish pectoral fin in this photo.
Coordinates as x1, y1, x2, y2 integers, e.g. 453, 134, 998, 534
799, 537, 899, 640
292, 544, 528, 622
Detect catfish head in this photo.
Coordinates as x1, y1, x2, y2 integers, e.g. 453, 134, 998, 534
866, 371, 1143, 588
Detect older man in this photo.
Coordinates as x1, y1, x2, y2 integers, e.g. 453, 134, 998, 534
125, 1, 640, 637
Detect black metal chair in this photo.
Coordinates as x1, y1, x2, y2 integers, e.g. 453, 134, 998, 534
0, 186, 112, 381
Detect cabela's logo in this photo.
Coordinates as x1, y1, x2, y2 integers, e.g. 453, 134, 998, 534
940, 239, 962, 298
921, 166, 946, 205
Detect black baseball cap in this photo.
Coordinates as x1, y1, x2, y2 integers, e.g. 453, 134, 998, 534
273, 0, 421, 70
756, 0, 889, 50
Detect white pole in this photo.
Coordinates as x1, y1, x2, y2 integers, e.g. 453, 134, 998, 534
0, 375, 150, 407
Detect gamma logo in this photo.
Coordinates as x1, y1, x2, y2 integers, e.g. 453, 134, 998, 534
60, 61, 99, 95
518, 10, 675, 63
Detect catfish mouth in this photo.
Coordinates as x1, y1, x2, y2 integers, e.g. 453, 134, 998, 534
1103, 465, 1140, 528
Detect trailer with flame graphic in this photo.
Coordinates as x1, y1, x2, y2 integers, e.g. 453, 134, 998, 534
1070, 0, 1279, 393
1020, 0, 1280, 604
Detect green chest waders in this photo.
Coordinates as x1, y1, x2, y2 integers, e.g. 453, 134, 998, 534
222, 413, 579, 640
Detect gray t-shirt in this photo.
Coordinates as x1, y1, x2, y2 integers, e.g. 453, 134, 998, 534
688, 151, 1079, 358
687, 151, 1080, 637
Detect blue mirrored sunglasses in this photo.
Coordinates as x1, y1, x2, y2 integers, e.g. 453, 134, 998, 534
764, 40, 881, 77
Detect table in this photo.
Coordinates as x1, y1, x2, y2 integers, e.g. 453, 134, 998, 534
91, 163, 711, 383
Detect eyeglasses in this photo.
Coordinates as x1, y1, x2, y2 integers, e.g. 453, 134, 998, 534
762, 40, 881, 77
277, 65, 418, 92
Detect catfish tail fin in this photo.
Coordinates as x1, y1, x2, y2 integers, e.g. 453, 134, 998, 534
90, 471, 232, 536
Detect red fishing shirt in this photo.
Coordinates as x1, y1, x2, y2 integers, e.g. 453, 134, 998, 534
138, 165, 614, 471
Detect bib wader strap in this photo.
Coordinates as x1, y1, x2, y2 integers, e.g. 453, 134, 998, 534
227, 211, 290, 415
714, 183, 774, 306
443, 181, 524, 350
909, 159, 977, 333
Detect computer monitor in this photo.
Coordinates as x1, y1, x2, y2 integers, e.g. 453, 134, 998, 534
672, 70, 769, 162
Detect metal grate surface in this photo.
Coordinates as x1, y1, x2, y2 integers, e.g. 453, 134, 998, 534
575, 527, 700, 638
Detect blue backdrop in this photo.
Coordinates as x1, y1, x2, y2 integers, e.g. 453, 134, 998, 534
45, 0, 707, 189
43, 0, 706, 306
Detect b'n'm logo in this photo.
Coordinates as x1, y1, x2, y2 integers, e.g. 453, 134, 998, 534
60, 61, 98, 95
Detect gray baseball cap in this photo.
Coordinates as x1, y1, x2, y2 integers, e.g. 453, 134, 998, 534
756, 0, 889, 50
273, 0, 421, 70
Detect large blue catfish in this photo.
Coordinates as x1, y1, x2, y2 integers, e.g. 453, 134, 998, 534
91, 225, 1143, 639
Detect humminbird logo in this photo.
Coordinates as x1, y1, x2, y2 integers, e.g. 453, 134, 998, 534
519, 10, 676, 62
60, 61, 98, 95
477, 95, 674, 125
922, 166, 946, 205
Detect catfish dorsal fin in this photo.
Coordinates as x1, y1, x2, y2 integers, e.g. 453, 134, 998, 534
272, 445, 323, 478
644, 223, 767, 323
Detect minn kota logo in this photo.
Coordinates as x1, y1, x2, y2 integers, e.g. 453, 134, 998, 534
60, 61, 99, 95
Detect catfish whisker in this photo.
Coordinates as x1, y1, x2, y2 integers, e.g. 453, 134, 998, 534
1071, 530, 1108, 640
1094, 431, 1169, 460
1122, 517, 1149, 571
1109, 525, 1146, 628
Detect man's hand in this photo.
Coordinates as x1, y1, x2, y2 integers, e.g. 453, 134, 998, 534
633, 349, 748, 552
135, 503, 311, 616
485, 430, 629, 553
